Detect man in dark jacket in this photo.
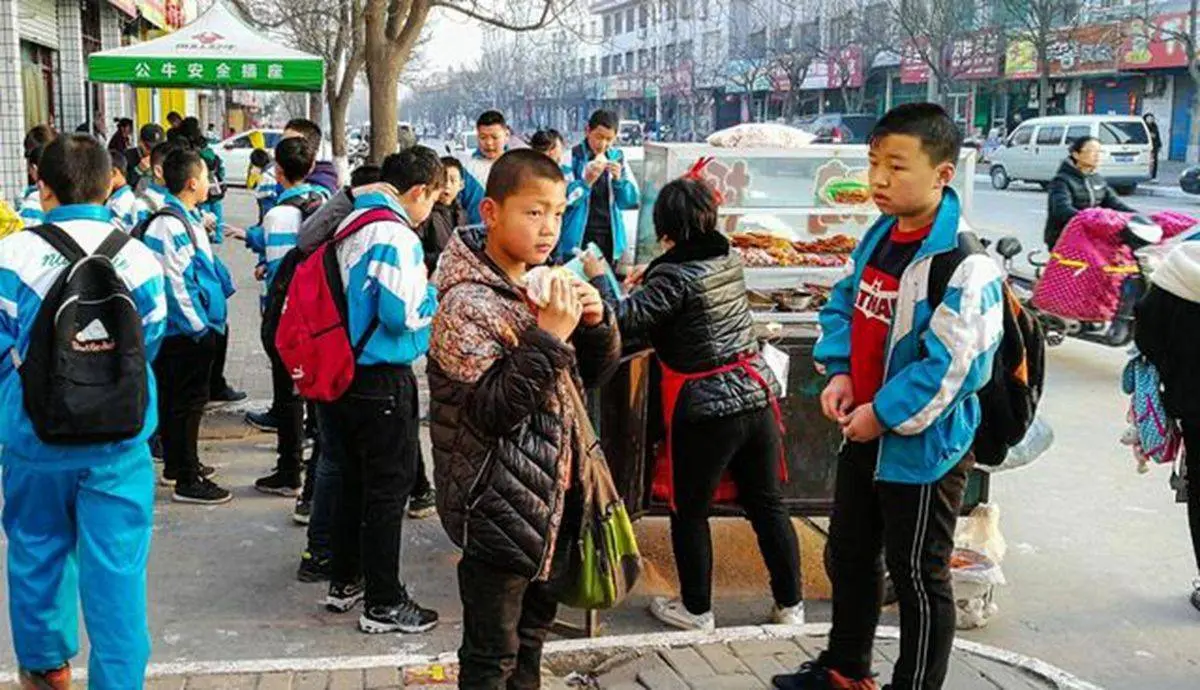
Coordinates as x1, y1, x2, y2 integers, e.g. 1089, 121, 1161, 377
1044, 136, 1135, 249
417, 156, 468, 274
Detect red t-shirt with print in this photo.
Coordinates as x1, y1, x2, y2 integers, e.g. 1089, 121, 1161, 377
849, 224, 931, 406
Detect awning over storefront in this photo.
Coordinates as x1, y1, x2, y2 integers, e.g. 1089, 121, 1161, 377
108, 0, 138, 19
87, 1, 324, 92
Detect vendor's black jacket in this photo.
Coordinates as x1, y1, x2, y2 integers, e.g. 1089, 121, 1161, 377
419, 200, 467, 275
1045, 159, 1135, 248
1135, 285, 1200, 422
597, 231, 780, 422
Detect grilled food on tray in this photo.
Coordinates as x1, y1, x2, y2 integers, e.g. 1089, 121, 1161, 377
792, 234, 858, 254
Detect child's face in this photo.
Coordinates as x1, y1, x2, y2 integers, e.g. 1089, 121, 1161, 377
482, 177, 568, 267
586, 126, 617, 156
187, 164, 211, 201
867, 133, 954, 219
405, 185, 441, 225
440, 167, 463, 205
477, 124, 508, 160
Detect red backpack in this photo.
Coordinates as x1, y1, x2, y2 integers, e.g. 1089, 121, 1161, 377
275, 207, 397, 402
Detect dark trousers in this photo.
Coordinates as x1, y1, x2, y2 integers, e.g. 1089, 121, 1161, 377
326, 365, 419, 607
208, 328, 231, 396
1182, 421, 1200, 572
457, 555, 558, 690
267, 347, 303, 478
822, 441, 971, 690
307, 404, 344, 559
154, 333, 216, 486
670, 407, 801, 614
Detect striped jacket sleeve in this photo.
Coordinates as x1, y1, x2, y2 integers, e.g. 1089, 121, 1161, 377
873, 254, 1005, 436
141, 215, 208, 338
368, 227, 436, 335
123, 251, 168, 361
813, 251, 862, 379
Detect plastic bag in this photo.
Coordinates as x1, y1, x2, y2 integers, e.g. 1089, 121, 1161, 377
952, 505, 1007, 630
706, 123, 816, 149
954, 503, 1007, 564
979, 414, 1054, 474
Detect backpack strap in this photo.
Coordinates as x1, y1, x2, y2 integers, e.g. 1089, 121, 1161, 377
928, 232, 987, 309
328, 207, 399, 360
95, 229, 131, 261
27, 224, 87, 264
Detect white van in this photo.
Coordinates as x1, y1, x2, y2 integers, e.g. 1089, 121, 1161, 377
988, 115, 1152, 193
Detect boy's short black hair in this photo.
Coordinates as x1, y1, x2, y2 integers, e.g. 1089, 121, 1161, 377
476, 110, 506, 129
439, 156, 463, 177
38, 135, 112, 205
24, 125, 54, 155
350, 164, 381, 188
249, 148, 271, 169
485, 149, 565, 203
166, 111, 182, 123
26, 143, 45, 167
529, 129, 565, 154
274, 137, 315, 184
139, 123, 165, 147
869, 102, 961, 166
588, 109, 618, 131
151, 140, 183, 167
117, 117, 134, 130
380, 146, 445, 193
163, 148, 206, 196
285, 118, 323, 152
109, 150, 128, 179
654, 177, 719, 245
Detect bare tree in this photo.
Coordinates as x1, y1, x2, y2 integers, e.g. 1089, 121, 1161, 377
819, 1, 894, 114
999, 0, 1082, 117
889, 0, 999, 103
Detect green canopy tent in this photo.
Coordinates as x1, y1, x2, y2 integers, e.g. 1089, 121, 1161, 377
87, 1, 323, 126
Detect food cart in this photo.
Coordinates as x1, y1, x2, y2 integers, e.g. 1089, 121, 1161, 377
600, 142, 988, 518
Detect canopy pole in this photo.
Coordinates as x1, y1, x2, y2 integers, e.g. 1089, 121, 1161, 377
224, 88, 233, 138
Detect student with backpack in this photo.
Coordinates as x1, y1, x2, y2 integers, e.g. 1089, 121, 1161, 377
107, 150, 138, 231
773, 104, 1005, 690
277, 146, 443, 632
0, 134, 166, 689
228, 137, 324, 497
140, 148, 234, 505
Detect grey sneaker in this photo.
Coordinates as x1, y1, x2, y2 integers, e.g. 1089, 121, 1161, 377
325, 579, 365, 613
359, 590, 439, 634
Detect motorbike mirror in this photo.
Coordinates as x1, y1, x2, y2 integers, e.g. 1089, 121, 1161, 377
1126, 215, 1163, 246
996, 237, 1023, 259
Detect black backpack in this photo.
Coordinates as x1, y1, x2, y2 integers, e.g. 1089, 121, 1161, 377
21, 225, 149, 445
260, 193, 325, 352
131, 205, 194, 244
929, 232, 1046, 466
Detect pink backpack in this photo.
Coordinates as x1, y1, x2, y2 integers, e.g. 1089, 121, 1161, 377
275, 207, 397, 402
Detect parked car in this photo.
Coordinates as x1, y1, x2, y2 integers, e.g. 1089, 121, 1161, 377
218, 129, 283, 187
988, 115, 1152, 194
618, 120, 644, 145
802, 113, 878, 144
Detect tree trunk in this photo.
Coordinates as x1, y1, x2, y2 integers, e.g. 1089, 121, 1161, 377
367, 52, 404, 162
308, 89, 324, 125
328, 91, 351, 175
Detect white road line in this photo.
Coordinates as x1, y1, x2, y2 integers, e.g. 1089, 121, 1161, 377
0, 624, 1103, 688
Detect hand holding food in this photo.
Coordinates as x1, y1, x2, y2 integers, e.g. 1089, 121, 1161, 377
536, 274, 583, 341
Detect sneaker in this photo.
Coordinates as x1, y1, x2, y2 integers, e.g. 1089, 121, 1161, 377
208, 385, 248, 404
649, 597, 715, 633
359, 592, 439, 634
772, 661, 878, 690
771, 601, 806, 626
172, 477, 233, 505
245, 409, 280, 432
19, 663, 71, 690
254, 470, 302, 497
159, 464, 216, 487
293, 498, 312, 525
407, 488, 437, 519
1191, 579, 1200, 613
297, 551, 332, 583
150, 436, 163, 462
326, 579, 365, 613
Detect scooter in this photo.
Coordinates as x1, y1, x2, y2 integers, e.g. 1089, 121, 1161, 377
995, 216, 1163, 348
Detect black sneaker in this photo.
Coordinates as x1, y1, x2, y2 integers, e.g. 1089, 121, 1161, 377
359, 592, 439, 634
293, 498, 312, 525
254, 470, 302, 497
172, 477, 233, 505
772, 661, 878, 690
407, 488, 437, 519
150, 436, 163, 462
209, 385, 248, 404
245, 410, 280, 432
326, 579, 365, 613
159, 464, 215, 487
297, 551, 332, 583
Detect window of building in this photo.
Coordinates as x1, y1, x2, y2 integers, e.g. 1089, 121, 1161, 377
602, 55, 611, 76
626, 7, 635, 32
651, 46, 658, 69
679, 40, 693, 63
20, 41, 55, 131
639, 48, 649, 69
748, 30, 767, 59
625, 50, 635, 71
604, 14, 612, 37
639, 4, 648, 28
698, 0, 708, 19
664, 43, 677, 66
681, 0, 692, 19
665, 0, 677, 21
799, 19, 820, 51
590, 56, 597, 74
830, 13, 853, 47
614, 11, 623, 34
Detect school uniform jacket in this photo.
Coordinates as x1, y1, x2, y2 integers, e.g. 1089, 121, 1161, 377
139, 195, 228, 340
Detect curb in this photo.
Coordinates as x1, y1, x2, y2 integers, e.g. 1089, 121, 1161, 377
0, 624, 1103, 689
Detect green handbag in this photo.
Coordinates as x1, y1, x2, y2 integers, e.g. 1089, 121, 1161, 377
556, 382, 642, 610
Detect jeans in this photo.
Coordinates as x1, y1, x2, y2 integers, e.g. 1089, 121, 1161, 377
264, 335, 303, 478
458, 555, 558, 690
325, 365, 419, 607
670, 407, 801, 615
153, 333, 216, 485
821, 440, 971, 690
306, 404, 344, 560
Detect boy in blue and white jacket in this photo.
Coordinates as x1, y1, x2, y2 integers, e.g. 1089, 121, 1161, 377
556, 110, 639, 266
457, 109, 509, 225
321, 146, 441, 635
774, 104, 1003, 690
140, 147, 233, 506
229, 136, 321, 496
0, 135, 166, 688
106, 149, 139, 231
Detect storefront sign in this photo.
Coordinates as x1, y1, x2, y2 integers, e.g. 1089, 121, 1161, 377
900, 33, 1000, 84
1005, 24, 1126, 79
1122, 12, 1190, 70
137, 0, 167, 28
768, 48, 863, 91
88, 56, 324, 91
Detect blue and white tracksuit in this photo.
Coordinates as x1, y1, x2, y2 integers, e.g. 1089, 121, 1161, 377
245, 184, 319, 293
456, 149, 503, 226
134, 183, 169, 225
139, 194, 229, 339
556, 143, 639, 263
335, 191, 436, 366
107, 185, 139, 232
814, 188, 1004, 485
17, 186, 43, 227
0, 204, 166, 685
